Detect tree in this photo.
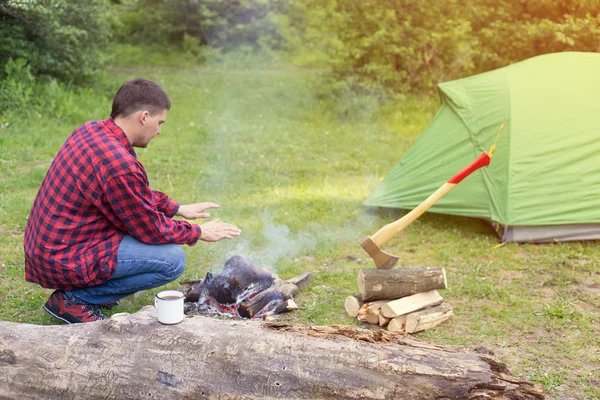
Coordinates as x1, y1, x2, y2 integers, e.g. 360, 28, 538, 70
293, 0, 600, 96
116, 0, 289, 53
469, 0, 600, 73
300, 0, 476, 96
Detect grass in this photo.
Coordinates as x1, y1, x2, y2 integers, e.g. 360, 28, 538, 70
1, 66, 599, 399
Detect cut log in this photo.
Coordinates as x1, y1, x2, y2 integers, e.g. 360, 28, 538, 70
358, 267, 447, 302
357, 303, 368, 316
406, 302, 453, 334
364, 301, 386, 325
356, 303, 369, 323
365, 308, 380, 325
380, 290, 444, 318
387, 303, 453, 334
387, 315, 407, 333
0, 306, 544, 399
378, 313, 391, 327
344, 295, 363, 318
357, 300, 384, 314
356, 301, 387, 325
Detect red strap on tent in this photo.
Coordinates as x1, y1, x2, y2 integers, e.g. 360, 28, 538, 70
447, 152, 491, 184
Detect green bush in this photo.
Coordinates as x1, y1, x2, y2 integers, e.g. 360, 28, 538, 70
110, 43, 203, 67
0, 58, 33, 105
0, 57, 113, 127
0, 0, 115, 84
0, 59, 35, 126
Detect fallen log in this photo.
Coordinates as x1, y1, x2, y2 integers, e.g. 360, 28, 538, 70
358, 266, 447, 302
0, 306, 544, 399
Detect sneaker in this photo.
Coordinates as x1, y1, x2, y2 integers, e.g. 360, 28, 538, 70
43, 290, 108, 324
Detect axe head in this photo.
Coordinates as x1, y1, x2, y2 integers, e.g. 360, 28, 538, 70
360, 236, 399, 269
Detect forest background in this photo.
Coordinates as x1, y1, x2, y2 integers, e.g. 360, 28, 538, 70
2, 0, 600, 116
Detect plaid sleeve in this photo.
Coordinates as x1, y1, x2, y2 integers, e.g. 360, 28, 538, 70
152, 189, 180, 217
104, 172, 202, 246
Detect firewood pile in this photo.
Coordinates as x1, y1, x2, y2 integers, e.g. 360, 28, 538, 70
345, 266, 453, 333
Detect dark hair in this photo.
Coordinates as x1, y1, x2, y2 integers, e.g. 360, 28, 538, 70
110, 78, 171, 119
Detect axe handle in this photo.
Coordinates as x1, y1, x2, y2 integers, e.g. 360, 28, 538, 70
371, 152, 491, 246
371, 182, 455, 245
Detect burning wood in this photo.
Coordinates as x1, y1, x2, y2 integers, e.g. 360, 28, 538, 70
180, 255, 313, 320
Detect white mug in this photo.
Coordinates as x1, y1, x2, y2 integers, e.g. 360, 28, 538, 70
154, 290, 185, 324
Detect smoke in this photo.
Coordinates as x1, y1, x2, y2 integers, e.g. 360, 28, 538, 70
225, 214, 316, 272
219, 206, 381, 273
189, 7, 383, 274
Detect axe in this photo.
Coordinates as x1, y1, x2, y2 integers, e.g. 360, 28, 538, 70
361, 138, 501, 269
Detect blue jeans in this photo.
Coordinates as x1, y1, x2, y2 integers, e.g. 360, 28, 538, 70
66, 235, 186, 305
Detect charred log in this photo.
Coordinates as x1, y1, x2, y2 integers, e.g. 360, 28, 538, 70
238, 289, 288, 318
184, 255, 274, 305
180, 256, 314, 319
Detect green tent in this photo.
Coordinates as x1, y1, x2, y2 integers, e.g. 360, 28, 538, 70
365, 52, 600, 243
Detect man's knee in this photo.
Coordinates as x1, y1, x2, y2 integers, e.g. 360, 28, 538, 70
163, 245, 186, 280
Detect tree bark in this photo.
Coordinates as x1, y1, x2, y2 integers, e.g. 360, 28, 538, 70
358, 267, 447, 302
0, 306, 544, 399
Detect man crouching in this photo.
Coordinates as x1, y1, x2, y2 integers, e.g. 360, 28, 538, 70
24, 78, 240, 323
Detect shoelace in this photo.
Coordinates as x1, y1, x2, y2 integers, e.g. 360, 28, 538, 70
83, 305, 107, 320
62, 296, 77, 308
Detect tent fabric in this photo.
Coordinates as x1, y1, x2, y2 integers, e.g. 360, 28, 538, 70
364, 52, 600, 243
501, 224, 600, 243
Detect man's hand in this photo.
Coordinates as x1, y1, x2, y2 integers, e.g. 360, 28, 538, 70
176, 202, 220, 220
199, 219, 241, 242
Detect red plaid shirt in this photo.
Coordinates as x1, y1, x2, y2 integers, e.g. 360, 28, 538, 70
24, 118, 202, 290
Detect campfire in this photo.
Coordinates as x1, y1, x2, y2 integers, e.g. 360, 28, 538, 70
180, 255, 313, 320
